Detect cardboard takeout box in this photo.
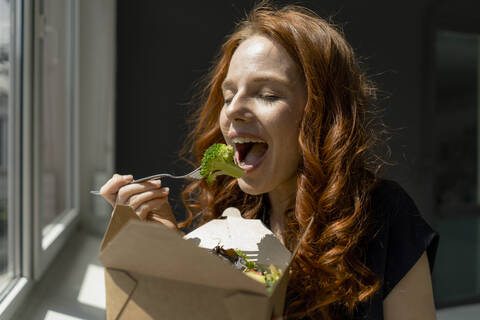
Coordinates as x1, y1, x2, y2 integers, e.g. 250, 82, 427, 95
99, 205, 308, 320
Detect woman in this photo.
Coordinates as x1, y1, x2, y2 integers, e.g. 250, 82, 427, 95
100, 3, 439, 319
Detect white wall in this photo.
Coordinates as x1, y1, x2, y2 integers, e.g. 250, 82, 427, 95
78, 0, 116, 235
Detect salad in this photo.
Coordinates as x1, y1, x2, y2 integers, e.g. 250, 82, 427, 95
211, 245, 282, 292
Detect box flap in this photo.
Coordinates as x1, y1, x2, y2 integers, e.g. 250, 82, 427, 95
223, 292, 270, 320
267, 217, 314, 298
99, 210, 267, 295
104, 269, 137, 320
289, 217, 314, 264
184, 207, 291, 270
269, 269, 289, 316
100, 205, 139, 252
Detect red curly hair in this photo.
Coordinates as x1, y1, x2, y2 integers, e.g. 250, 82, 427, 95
179, 3, 383, 319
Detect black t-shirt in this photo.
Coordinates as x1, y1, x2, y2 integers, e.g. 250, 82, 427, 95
274, 179, 440, 319
354, 179, 439, 319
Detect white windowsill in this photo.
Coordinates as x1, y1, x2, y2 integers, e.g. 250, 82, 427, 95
0, 277, 32, 319
14, 229, 105, 320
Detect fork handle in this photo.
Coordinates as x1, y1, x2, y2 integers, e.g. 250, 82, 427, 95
89, 166, 201, 196
132, 174, 166, 183
89, 174, 169, 195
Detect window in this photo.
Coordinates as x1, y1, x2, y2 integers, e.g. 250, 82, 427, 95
432, 29, 480, 307
0, 0, 79, 317
0, 0, 14, 296
434, 31, 479, 213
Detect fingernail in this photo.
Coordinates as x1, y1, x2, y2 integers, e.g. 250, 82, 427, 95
125, 175, 133, 181
153, 180, 162, 185
163, 187, 170, 193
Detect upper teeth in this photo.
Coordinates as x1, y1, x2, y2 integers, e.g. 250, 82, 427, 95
232, 137, 265, 144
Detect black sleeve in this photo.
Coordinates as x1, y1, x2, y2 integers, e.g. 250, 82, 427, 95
368, 180, 439, 300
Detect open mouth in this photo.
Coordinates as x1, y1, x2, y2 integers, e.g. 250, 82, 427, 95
232, 137, 269, 170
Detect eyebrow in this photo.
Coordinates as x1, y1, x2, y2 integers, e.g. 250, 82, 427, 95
221, 74, 292, 91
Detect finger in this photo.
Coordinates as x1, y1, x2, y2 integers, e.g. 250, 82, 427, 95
104, 194, 116, 208
100, 174, 133, 206
116, 180, 162, 205
135, 197, 173, 221
127, 187, 170, 211
100, 174, 133, 195
100, 174, 134, 195
147, 202, 178, 231
148, 214, 179, 232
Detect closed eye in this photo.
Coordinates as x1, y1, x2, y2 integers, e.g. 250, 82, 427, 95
222, 88, 236, 106
259, 94, 281, 102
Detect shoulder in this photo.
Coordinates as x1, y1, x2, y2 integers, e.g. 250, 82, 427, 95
370, 179, 416, 215
366, 179, 439, 299
368, 179, 429, 232
369, 179, 435, 238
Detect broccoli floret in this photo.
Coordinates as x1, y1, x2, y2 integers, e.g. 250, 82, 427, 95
200, 143, 245, 184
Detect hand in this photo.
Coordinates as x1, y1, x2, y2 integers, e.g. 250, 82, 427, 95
99, 174, 179, 232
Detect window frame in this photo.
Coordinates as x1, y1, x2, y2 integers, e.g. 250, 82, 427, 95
32, 0, 79, 280
0, 0, 81, 318
0, 0, 32, 318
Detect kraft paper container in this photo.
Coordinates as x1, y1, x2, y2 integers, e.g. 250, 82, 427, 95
99, 205, 309, 320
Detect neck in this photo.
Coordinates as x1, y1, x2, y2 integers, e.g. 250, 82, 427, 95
267, 176, 297, 233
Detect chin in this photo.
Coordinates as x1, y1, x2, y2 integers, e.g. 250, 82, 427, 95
237, 179, 268, 196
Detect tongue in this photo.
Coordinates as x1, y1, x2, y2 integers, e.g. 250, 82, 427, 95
243, 143, 268, 165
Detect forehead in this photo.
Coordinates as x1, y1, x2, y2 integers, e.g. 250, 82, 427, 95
224, 35, 301, 85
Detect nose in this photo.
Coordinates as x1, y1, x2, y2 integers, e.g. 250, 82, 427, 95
224, 93, 254, 122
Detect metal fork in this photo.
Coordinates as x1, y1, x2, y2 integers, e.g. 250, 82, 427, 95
89, 166, 202, 195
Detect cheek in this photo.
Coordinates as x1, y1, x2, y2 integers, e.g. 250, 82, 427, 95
219, 109, 229, 138
282, 133, 301, 165
270, 112, 302, 166
273, 112, 300, 143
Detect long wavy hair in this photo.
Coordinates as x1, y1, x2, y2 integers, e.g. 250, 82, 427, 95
179, 3, 383, 319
